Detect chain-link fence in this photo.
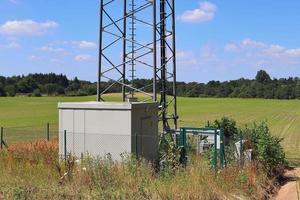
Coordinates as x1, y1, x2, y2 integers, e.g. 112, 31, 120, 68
0, 123, 58, 149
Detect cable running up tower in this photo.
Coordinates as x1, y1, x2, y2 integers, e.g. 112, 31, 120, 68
129, 0, 136, 98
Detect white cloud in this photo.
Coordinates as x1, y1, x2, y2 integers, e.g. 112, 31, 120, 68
77, 41, 97, 49
241, 39, 266, 49
225, 39, 267, 52
175, 39, 300, 81
201, 43, 217, 59
38, 45, 66, 53
7, 41, 21, 48
50, 58, 64, 65
63, 40, 97, 49
0, 41, 21, 49
28, 55, 42, 61
224, 43, 239, 52
0, 20, 58, 36
177, 50, 191, 59
177, 50, 198, 66
285, 48, 300, 57
263, 45, 286, 57
225, 39, 300, 59
178, 1, 217, 23
75, 54, 92, 62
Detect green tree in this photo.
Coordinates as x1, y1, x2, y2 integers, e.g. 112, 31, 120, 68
275, 85, 289, 99
17, 77, 37, 93
5, 85, 16, 97
33, 89, 42, 97
254, 82, 265, 98
217, 82, 233, 97
45, 84, 57, 96
0, 83, 6, 97
263, 84, 275, 99
67, 77, 81, 91
0, 76, 5, 85
295, 81, 300, 99
256, 70, 271, 84
56, 86, 65, 95
239, 83, 256, 98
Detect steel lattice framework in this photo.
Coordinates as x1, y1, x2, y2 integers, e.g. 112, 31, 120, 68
97, 0, 178, 133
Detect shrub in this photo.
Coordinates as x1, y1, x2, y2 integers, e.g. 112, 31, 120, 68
244, 122, 287, 175
5, 85, 16, 97
33, 89, 42, 97
56, 86, 65, 95
44, 83, 57, 96
76, 89, 89, 96
208, 117, 239, 144
159, 134, 182, 172
206, 117, 287, 176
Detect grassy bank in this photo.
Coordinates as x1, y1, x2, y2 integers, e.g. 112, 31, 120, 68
0, 140, 271, 200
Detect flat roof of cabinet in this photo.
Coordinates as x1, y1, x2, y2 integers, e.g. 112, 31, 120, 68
58, 101, 158, 110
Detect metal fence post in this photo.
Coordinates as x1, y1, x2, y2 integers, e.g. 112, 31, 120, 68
240, 132, 243, 167
214, 129, 217, 174
178, 128, 187, 165
219, 130, 224, 170
47, 123, 50, 141
1, 127, 3, 149
136, 133, 138, 159
64, 130, 67, 162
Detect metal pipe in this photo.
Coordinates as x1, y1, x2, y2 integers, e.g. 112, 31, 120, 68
136, 133, 138, 159
64, 130, 67, 161
122, 0, 127, 102
160, 0, 167, 132
97, 0, 104, 102
171, 0, 178, 130
240, 132, 243, 167
219, 130, 224, 170
214, 130, 218, 174
153, 0, 157, 102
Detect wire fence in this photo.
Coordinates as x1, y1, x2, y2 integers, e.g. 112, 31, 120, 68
0, 124, 299, 165
0, 123, 58, 149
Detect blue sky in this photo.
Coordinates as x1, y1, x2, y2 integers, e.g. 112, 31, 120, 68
1, 0, 300, 82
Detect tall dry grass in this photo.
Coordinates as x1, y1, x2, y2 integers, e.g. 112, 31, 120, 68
0, 140, 270, 200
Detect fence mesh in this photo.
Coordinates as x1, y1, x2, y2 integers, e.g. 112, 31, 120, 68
1, 123, 58, 146
60, 131, 158, 161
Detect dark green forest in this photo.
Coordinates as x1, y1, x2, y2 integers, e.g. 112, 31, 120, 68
0, 70, 300, 99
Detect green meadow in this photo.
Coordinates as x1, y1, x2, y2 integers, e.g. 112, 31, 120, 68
0, 95, 299, 161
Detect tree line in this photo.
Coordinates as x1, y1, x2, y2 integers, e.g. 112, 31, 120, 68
0, 73, 96, 97
0, 70, 300, 99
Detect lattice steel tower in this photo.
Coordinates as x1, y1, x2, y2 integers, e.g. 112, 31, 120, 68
97, 0, 178, 133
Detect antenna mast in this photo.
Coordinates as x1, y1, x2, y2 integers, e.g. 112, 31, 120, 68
97, 0, 178, 132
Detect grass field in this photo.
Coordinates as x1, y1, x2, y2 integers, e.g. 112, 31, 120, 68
0, 95, 299, 162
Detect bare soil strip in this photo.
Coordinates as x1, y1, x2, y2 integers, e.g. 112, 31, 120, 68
275, 168, 300, 200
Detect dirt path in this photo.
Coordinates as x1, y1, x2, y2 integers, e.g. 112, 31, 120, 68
275, 168, 300, 200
